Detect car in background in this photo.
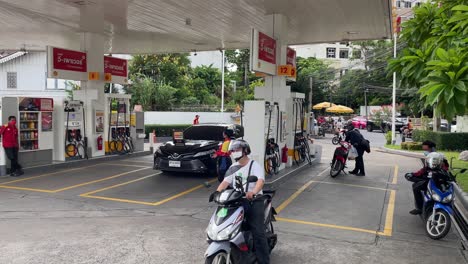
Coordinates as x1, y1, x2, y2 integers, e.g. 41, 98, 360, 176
153, 124, 243, 176
351, 116, 367, 129
367, 117, 405, 133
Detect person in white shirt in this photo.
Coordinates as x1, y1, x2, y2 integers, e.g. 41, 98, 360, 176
215, 139, 269, 264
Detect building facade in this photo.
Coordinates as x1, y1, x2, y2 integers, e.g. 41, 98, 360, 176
0, 51, 69, 98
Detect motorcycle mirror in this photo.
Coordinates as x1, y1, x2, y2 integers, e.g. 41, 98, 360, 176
247, 176, 258, 183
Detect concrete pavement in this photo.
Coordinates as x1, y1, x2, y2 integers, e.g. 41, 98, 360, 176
0, 139, 465, 264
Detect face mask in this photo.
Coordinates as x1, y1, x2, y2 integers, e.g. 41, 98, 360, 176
423, 151, 430, 156
9, 120, 16, 126
232, 151, 243, 161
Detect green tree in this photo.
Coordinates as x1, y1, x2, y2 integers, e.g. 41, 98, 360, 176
291, 57, 335, 106
388, 1, 468, 119
225, 49, 251, 87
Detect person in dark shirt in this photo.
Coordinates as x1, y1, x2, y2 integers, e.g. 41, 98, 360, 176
405, 140, 448, 215
345, 121, 366, 176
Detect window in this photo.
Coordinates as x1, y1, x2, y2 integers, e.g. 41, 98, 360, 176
396, 1, 402, 8
7, 72, 17, 89
326, 48, 336, 58
352, 49, 362, 59
416, 2, 422, 7
339, 49, 349, 59
404, 1, 412, 8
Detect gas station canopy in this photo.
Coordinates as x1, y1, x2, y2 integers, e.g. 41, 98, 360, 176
0, 0, 392, 53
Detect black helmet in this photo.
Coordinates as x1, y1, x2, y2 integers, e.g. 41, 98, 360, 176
224, 128, 234, 138
228, 139, 251, 155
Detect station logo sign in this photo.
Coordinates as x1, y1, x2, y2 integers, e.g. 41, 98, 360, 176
250, 29, 277, 76
104, 56, 128, 84
53, 47, 87, 72
258, 32, 276, 64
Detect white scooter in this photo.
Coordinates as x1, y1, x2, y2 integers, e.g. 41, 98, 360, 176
205, 172, 277, 263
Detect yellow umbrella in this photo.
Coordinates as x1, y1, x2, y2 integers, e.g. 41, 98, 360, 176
312, 102, 336, 110
326, 105, 354, 114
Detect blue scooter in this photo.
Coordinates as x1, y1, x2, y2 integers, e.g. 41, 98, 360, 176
406, 153, 456, 240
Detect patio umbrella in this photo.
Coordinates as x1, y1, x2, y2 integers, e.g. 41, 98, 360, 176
312, 102, 336, 110
326, 105, 354, 114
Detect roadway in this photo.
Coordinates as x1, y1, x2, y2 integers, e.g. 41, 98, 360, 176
0, 135, 465, 264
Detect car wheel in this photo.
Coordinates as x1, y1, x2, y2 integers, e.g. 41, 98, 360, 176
367, 126, 373, 132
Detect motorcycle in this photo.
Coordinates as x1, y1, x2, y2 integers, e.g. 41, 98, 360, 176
332, 129, 347, 145
405, 153, 457, 240
330, 141, 352, 177
318, 126, 326, 137
205, 174, 277, 263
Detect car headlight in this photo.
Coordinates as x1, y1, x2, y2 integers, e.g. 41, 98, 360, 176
194, 150, 214, 157
432, 193, 441, 202
442, 194, 453, 203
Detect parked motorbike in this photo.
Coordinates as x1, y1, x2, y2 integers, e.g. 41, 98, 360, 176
330, 141, 352, 177
205, 175, 277, 263
332, 129, 347, 145
405, 153, 457, 240
318, 126, 326, 137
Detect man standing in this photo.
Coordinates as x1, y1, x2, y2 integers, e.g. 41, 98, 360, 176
345, 121, 367, 176
0, 116, 23, 177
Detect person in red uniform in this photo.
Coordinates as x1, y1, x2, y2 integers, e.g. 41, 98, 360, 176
211, 129, 233, 182
193, 115, 200, 125
0, 116, 23, 177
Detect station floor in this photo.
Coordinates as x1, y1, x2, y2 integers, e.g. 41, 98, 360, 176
0, 138, 466, 264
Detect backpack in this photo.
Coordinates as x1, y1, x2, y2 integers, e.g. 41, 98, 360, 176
361, 139, 371, 153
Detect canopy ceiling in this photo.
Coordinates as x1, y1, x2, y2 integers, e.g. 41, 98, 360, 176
0, 0, 392, 53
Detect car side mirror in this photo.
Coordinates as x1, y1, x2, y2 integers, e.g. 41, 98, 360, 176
247, 176, 258, 183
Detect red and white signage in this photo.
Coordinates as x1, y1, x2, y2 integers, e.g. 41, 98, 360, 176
258, 32, 276, 64
47, 46, 87, 81
104, 56, 128, 84
250, 29, 277, 75
286, 48, 296, 67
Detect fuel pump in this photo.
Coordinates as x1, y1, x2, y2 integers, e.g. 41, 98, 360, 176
64, 100, 86, 160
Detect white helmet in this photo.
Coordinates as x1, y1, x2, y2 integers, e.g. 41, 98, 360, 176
426, 152, 445, 169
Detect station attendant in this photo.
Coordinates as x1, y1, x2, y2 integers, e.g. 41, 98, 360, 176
193, 115, 200, 125
212, 129, 233, 182
0, 116, 23, 177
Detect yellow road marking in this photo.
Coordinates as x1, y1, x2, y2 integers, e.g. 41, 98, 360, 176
53, 167, 151, 192
276, 180, 315, 214
80, 173, 161, 196
314, 181, 388, 191
81, 176, 218, 206
277, 217, 383, 235
152, 179, 217, 206
377, 190, 396, 236
0, 185, 55, 193
392, 165, 399, 184
0, 164, 101, 185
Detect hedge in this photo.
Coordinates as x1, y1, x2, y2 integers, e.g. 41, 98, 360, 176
412, 130, 468, 151
401, 142, 423, 151
145, 124, 191, 138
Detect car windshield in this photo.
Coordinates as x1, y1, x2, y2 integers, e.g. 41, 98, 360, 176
183, 126, 226, 141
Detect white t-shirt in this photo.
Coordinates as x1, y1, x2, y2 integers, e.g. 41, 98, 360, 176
224, 160, 265, 194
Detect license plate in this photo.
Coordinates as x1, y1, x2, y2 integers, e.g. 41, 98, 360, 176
169, 160, 181, 168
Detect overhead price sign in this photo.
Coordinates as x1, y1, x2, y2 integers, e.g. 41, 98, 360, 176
250, 29, 277, 75
286, 47, 297, 80
104, 56, 128, 84
47, 46, 87, 81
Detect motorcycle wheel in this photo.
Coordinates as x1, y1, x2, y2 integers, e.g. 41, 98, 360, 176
332, 136, 339, 145
425, 209, 451, 240
205, 251, 231, 264
330, 160, 343, 178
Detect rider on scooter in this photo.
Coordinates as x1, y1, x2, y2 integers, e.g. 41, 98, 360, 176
405, 140, 449, 215
213, 139, 270, 264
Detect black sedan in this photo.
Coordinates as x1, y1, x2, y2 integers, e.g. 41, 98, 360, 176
153, 124, 243, 176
